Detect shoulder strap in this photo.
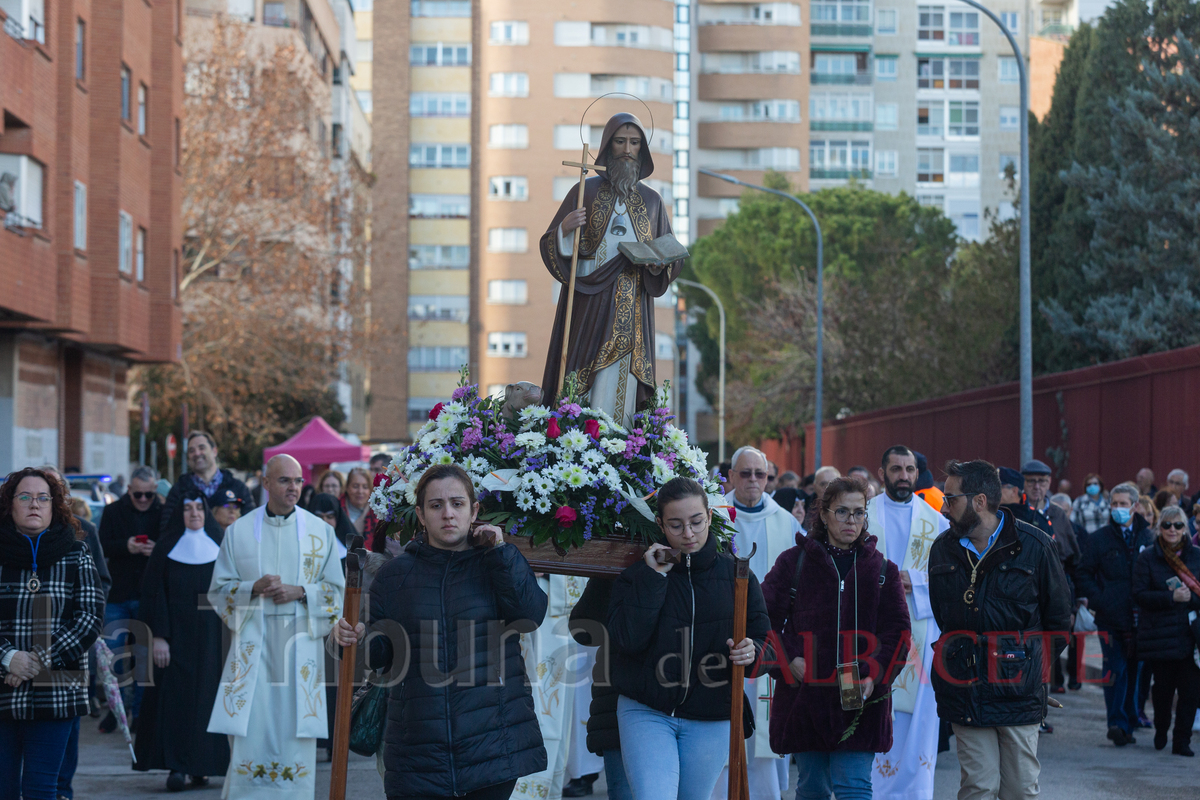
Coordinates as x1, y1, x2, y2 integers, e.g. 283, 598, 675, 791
879, 553, 888, 587
788, 546, 806, 603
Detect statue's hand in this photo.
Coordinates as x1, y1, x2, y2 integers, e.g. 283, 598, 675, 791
562, 208, 588, 234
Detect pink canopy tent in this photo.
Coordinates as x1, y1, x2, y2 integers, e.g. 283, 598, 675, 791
262, 416, 370, 483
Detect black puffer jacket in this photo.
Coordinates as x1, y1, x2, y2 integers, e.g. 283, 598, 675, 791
608, 533, 771, 720
928, 511, 1072, 728
570, 578, 618, 756
1075, 516, 1154, 631
366, 539, 548, 798
159, 470, 254, 537
1133, 537, 1200, 662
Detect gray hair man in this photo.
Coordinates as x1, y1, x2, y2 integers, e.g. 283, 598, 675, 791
718, 445, 802, 798
1166, 469, 1193, 515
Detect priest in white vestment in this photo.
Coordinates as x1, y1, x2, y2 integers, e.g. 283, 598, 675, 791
207, 455, 344, 800
711, 446, 802, 800
867, 446, 949, 800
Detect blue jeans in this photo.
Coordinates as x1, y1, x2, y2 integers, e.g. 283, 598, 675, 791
793, 751, 874, 800
104, 599, 144, 718
1099, 626, 1133, 734
55, 717, 80, 799
0, 718, 75, 800
616, 695, 730, 800
603, 749, 633, 800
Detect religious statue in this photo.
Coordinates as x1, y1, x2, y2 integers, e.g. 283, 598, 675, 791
540, 112, 684, 425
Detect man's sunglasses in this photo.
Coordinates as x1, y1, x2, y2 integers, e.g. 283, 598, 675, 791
131, 491, 156, 500
1161, 521, 1187, 530
738, 470, 768, 480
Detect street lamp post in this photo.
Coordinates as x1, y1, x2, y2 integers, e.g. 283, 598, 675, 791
676, 278, 726, 463
696, 168, 826, 468
957, 0, 1033, 464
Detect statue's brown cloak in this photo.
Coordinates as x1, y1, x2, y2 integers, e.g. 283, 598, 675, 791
539, 113, 682, 407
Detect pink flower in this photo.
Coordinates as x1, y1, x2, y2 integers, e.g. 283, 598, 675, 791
547, 418, 562, 439
428, 402, 445, 420
452, 386, 471, 401
555, 506, 578, 527
373, 472, 387, 487
559, 402, 583, 418
584, 419, 601, 439
729, 507, 737, 522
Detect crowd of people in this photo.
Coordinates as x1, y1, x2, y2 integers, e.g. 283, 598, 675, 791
2, 428, 1199, 800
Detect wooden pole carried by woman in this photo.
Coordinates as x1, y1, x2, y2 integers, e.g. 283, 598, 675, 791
329, 536, 365, 800
728, 542, 757, 800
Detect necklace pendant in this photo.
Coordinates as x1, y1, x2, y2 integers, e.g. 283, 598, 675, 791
27, 574, 41, 593
963, 586, 975, 605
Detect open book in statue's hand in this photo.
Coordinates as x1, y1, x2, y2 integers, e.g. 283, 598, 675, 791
618, 234, 689, 267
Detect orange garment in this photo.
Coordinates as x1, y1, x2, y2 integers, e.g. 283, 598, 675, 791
916, 486, 946, 511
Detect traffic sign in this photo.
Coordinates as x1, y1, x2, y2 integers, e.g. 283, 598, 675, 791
166, 434, 177, 460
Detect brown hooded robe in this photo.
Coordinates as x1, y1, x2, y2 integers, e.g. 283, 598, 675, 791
539, 112, 683, 408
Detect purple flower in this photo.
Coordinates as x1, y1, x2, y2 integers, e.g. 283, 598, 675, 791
452, 385, 472, 401
461, 418, 484, 450
558, 402, 583, 418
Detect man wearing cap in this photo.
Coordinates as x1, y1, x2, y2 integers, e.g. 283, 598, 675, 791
540, 112, 682, 422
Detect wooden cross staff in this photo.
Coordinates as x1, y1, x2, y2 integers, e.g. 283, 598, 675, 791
557, 143, 607, 399
728, 542, 757, 800
329, 535, 366, 800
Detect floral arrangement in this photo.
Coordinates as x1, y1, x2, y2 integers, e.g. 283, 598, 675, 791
370, 370, 733, 552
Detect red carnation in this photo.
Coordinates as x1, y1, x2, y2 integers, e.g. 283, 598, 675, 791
584, 419, 601, 439
555, 506, 578, 527
373, 472, 387, 487
428, 402, 445, 421
547, 418, 562, 439
729, 507, 737, 522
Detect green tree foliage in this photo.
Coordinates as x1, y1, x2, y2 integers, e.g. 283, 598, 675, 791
1034, 0, 1200, 367
684, 179, 1017, 440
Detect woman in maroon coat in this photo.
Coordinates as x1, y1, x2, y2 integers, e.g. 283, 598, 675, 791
760, 477, 911, 800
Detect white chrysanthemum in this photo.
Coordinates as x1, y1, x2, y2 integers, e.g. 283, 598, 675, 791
516, 490, 535, 511
518, 405, 552, 430
562, 465, 587, 488
599, 465, 622, 491
534, 476, 554, 496
651, 455, 673, 484
599, 437, 626, 455
463, 455, 490, 475
419, 431, 442, 451
560, 429, 590, 452
550, 446, 573, 464
581, 450, 605, 468
443, 400, 467, 417
436, 452, 456, 466
369, 493, 390, 518
663, 426, 689, 452
404, 483, 418, 505
534, 496, 552, 514
514, 432, 547, 450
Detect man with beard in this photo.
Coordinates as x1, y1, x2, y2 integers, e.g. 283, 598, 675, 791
865, 446, 949, 800
540, 112, 682, 422
928, 460, 1071, 800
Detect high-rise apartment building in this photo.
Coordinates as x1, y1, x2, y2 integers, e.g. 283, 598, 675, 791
0, 0, 182, 473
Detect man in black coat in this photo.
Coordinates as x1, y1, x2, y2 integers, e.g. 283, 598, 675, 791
929, 460, 1071, 800
1074, 481, 1154, 746
159, 431, 254, 535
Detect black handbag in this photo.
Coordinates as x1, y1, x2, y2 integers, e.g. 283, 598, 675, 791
348, 682, 388, 757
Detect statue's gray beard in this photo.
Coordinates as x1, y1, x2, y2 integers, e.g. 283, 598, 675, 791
607, 157, 640, 202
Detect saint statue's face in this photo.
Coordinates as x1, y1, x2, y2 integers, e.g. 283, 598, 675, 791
610, 123, 643, 161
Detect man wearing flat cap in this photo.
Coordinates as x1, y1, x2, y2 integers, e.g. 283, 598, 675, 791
540, 112, 682, 423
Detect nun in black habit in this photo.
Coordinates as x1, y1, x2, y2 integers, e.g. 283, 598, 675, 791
133, 488, 230, 791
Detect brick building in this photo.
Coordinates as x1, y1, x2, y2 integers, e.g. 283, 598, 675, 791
0, 0, 182, 474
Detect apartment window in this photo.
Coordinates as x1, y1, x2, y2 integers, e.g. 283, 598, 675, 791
488, 124, 529, 148
263, 1, 286, 25
118, 211, 133, 273
409, 245, 470, 269
137, 84, 147, 135
917, 148, 944, 183
409, 295, 469, 322
717, 198, 741, 217
948, 11, 979, 45
135, 227, 146, 281
999, 106, 1019, 129
488, 176, 528, 201
917, 5, 944, 40
875, 102, 898, 130
120, 66, 132, 121
409, 144, 470, 168
810, 93, 873, 121
917, 101, 944, 136
487, 280, 528, 305
876, 8, 897, 33
948, 101, 979, 136
948, 59, 980, 89
810, 140, 870, 173
489, 72, 529, 97
356, 91, 373, 113
875, 150, 897, 176
487, 332, 528, 358
1000, 11, 1019, 33
409, 194, 469, 218
408, 398, 442, 422
949, 199, 981, 238
488, 228, 528, 253
75, 19, 86, 80
917, 194, 944, 209
999, 153, 1019, 179
411, 0, 470, 17
410, 43, 471, 66
330, 123, 343, 157
875, 57, 897, 80
409, 93, 469, 117
749, 2, 802, 24
812, 53, 858, 77
948, 153, 980, 187
998, 57, 1019, 83
490, 21, 529, 45
73, 181, 87, 249
357, 40, 372, 62
408, 347, 469, 372
917, 58, 944, 89
749, 100, 801, 120
811, 0, 870, 23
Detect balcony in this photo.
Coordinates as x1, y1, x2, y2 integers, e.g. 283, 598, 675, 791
810, 24, 872, 37
810, 120, 872, 132
810, 168, 872, 180
811, 72, 871, 85
698, 120, 804, 149
697, 72, 806, 101
697, 23, 804, 52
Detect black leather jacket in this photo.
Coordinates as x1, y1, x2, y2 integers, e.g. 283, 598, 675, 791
928, 511, 1072, 728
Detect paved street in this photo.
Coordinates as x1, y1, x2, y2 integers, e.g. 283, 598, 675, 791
73, 678, 1199, 799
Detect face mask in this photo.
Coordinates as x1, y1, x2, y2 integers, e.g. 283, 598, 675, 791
1111, 507, 1132, 526
1086, 484, 1100, 497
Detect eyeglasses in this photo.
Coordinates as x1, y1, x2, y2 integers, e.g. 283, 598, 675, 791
738, 470, 768, 480
832, 507, 867, 523
15, 494, 52, 507
275, 477, 305, 487
130, 491, 155, 501
1161, 521, 1187, 530
664, 519, 708, 535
